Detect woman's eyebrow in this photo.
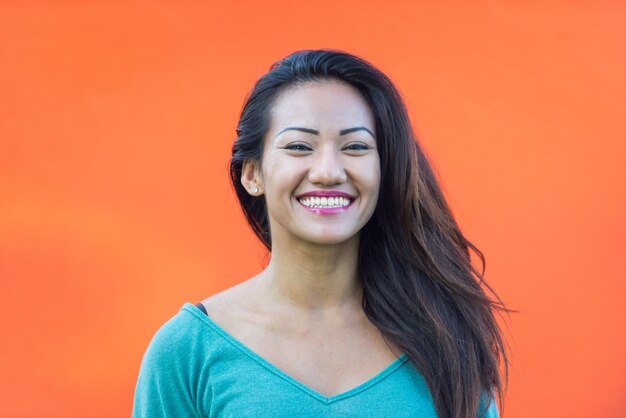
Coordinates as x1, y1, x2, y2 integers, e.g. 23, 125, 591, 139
339, 127, 375, 138
274, 126, 375, 139
274, 127, 318, 138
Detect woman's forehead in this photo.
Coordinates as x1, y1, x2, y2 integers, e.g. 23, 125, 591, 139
268, 80, 375, 134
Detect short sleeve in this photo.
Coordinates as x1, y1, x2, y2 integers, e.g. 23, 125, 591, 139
132, 316, 202, 418
478, 393, 500, 418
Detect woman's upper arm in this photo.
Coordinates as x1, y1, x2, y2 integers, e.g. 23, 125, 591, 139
132, 318, 204, 418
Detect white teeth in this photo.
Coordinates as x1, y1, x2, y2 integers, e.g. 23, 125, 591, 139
298, 196, 352, 208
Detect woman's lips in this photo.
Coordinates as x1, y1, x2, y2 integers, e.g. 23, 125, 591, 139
297, 193, 354, 215
295, 190, 355, 199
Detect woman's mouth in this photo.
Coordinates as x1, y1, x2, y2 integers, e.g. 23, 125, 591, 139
296, 196, 355, 214
297, 196, 352, 208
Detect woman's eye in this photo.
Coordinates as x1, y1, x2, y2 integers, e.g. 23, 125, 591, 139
344, 143, 370, 151
284, 144, 312, 151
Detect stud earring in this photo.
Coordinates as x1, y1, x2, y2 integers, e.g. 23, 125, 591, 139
251, 186, 259, 193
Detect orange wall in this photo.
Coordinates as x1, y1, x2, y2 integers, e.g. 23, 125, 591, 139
1, 1, 625, 417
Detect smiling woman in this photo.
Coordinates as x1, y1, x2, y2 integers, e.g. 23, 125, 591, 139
132, 49, 510, 418
243, 79, 381, 247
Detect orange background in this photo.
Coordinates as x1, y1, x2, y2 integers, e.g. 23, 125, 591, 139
1, 1, 625, 417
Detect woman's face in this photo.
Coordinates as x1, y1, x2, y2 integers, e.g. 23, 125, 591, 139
244, 79, 381, 247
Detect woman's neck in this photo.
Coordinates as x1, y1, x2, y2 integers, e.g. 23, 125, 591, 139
258, 234, 363, 315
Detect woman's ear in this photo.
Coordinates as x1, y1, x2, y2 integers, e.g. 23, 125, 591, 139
241, 159, 264, 196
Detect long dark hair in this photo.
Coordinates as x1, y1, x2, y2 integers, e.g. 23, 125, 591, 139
229, 49, 511, 418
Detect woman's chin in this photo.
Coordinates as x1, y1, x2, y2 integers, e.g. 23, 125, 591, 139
297, 232, 360, 247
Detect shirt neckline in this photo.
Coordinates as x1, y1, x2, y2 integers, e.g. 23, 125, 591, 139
182, 302, 409, 405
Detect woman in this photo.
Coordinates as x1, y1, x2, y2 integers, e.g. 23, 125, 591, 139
133, 49, 510, 418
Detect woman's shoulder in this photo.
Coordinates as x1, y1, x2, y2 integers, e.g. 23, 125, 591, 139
142, 303, 216, 361
133, 304, 220, 418
197, 277, 263, 329
145, 278, 260, 359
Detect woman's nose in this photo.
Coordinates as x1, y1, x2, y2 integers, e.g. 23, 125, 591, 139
307, 144, 347, 185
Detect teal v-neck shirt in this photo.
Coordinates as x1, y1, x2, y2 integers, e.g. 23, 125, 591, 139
132, 303, 499, 417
